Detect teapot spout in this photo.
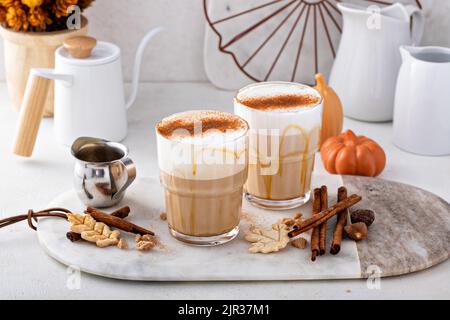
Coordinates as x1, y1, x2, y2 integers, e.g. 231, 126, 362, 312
125, 26, 164, 110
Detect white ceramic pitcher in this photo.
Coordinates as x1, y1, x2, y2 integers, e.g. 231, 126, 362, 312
13, 27, 163, 157
329, 3, 424, 122
393, 46, 450, 156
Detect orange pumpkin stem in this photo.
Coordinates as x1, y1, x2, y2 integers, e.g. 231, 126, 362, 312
343, 130, 357, 145
315, 73, 326, 91
343, 130, 356, 139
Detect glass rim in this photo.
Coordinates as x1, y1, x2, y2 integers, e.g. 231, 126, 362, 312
234, 81, 323, 115
155, 110, 249, 145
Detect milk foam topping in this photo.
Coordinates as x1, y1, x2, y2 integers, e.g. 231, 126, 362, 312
234, 82, 323, 134
156, 111, 249, 180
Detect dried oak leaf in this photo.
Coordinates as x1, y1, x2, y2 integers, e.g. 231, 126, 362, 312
245, 224, 290, 253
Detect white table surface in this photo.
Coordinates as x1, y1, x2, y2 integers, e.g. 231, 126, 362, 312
0, 82, 449, 300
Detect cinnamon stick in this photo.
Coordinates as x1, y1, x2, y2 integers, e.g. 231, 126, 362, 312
310, 188, 322, 261
330, 187, 348, 255
288, 194, 361, 238
109, 206, 130, 219
87, 206, 130, 219
85, 207, 154, 236
66, 231, 81, 242
319, 185, 328, 255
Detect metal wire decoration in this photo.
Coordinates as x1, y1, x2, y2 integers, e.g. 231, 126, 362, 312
203, 0, 422, 83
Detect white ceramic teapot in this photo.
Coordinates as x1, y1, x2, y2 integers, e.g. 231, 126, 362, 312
393, 46, 450, 156
13, 27, 163, 157
329, 3, 424, 122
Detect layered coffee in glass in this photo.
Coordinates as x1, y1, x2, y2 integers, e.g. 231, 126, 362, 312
156, 110, 249, 245
234, 82, 322, 210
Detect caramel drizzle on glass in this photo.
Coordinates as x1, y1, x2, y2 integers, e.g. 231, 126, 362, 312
256, 124, 320, 199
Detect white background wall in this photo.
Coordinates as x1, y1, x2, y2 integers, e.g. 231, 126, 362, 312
0, 0, 449, 83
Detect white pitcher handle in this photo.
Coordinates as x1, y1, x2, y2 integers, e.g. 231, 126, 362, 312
405, 5, 425, 46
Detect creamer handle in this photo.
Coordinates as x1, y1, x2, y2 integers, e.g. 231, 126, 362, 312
112, 157, 136, 200
405, 5, 425, 46
13, 69, 72, 157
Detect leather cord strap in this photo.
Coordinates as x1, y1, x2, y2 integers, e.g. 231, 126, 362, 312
0, 208, 71, 231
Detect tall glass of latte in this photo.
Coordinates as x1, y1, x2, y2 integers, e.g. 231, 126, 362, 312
156, 110, 249, 245
234, 82, 322, 210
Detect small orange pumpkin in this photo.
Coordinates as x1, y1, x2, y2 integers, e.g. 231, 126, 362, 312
320, 130, 386, 177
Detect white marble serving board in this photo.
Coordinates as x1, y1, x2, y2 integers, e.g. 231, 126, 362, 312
37, 174, 362, 281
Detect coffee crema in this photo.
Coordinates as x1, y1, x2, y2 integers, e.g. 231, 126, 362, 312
156, 110, 248, 140
236, 94, 320, 111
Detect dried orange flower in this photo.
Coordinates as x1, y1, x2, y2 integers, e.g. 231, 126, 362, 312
53, 0, 77, 18
78, 0, 93, 10
6, 2, 29, 31
0, 0, 94, 32
0, 0, 15, 7
0, 7, 6, 23
28, 6, 50, 30
21, 0, 43, 8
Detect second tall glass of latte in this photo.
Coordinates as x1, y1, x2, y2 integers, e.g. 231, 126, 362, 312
235, 82, 322, 210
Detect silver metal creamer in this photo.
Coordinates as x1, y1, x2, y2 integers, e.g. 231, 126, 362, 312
71, 137, 136, 208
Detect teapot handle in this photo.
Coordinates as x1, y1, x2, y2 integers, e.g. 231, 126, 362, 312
13, 69, 72, 157
405, 5, 425, 46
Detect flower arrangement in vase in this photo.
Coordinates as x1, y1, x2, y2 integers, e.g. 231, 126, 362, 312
0, 0, 95, 117
0, 0, 94, 31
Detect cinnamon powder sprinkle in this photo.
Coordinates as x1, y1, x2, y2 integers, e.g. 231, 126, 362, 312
157, 111, 247, 139
237, 94, 320, 111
